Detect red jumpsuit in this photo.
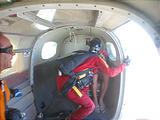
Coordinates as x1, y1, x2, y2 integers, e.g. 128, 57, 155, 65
97, 49, 107, 60
56, 56, 126, 120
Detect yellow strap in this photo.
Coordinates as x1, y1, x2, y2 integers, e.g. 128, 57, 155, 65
78, 73, 86, 79
78, 68, 89, 79
99, 57, 109, 68
72, 86, 82, 97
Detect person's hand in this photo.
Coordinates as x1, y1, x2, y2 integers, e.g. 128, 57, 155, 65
123, 56, 131, 66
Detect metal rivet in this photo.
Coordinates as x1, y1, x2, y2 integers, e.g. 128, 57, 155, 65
111, 8, 114, 10
58, 4, 61, 6
76, 4, 78, 6
94, 5, 96, 7
42, 5, 45, 7
25, 6, 28, 9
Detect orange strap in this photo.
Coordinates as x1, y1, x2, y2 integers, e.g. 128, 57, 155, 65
98, 57, 109, 68
0, 80, 10, 120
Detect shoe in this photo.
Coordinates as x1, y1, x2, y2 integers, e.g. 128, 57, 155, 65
99, 105, 106, 113
95, 105, 100, 113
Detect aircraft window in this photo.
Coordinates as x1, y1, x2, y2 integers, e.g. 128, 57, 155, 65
106, 42, 117, 61
41, 42, 57, 59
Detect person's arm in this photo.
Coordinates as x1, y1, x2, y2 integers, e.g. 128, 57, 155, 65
95, 57, 126, 77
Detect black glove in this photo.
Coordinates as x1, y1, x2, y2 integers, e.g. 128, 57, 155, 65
123, 56, 131, 66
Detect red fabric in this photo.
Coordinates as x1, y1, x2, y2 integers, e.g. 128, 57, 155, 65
56, 56, 126, 119
57, 56, 126, 91
67, 87, 95, 120
98, 49, 107, 59
93, 49, 107, 73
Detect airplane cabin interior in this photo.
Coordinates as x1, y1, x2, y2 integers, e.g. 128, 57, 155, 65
0, 0, 160, 120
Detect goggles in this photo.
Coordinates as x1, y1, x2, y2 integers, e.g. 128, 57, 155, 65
0, 45, 14, 55
90, 44, 101, 54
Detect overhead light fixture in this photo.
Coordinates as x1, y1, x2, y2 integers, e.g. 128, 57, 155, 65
34, 9, 56, 30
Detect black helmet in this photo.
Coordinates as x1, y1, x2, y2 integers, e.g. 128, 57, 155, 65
89, 38, 102, 54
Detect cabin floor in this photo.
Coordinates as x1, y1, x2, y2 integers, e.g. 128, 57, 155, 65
41, 111, 109, 120
36, 100, 110, 120
35, 86, 110, 120
83, 110, 110, 120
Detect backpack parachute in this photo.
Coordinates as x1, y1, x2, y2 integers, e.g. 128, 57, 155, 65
58, 50, 97, 96
59, 50, 97, 77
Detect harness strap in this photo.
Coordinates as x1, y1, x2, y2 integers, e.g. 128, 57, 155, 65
61, 67, 96, 96
74, 68, 95, 77
0, 80, 9, 113
61, 78, 76, 96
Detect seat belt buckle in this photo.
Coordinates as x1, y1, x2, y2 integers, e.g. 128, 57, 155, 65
78, 73, 86, 79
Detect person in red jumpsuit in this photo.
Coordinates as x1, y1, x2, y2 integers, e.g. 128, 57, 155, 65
56, 46, 129, 120
88, 38, 110, 113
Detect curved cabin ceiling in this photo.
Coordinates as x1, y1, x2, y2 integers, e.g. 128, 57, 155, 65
0, 0, 159, 51
123, 1, 160, 33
